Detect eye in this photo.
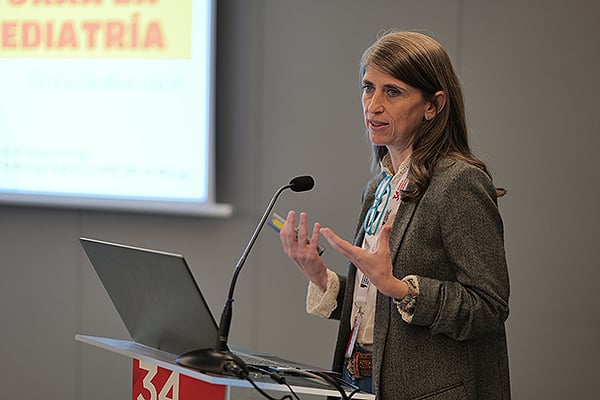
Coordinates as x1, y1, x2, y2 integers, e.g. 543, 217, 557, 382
386, 87, 401, 97
362, 84, 375, 94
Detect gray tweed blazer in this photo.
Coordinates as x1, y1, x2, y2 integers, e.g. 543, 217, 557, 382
330, 158, 511, 400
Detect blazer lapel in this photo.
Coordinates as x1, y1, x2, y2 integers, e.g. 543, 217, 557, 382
388, 183, 420, 267
352, 177, 380, 246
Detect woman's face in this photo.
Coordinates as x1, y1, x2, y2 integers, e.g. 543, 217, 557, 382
361, 65, 432, 154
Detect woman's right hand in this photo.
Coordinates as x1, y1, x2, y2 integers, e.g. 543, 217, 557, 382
279, 210, 328, 291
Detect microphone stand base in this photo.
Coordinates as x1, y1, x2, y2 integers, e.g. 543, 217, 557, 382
176, 348, 248, 377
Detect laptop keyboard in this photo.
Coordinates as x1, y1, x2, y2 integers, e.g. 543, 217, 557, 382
232, 350, 296, 369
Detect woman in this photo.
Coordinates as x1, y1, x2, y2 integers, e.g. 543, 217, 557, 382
279, 31, 510, 399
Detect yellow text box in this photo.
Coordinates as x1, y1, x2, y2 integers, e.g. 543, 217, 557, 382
0, 0, 192, 58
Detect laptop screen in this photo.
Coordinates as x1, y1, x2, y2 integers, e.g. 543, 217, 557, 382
80, 237, 218, 356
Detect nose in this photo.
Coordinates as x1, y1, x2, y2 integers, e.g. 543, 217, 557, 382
365, 90, 384, 114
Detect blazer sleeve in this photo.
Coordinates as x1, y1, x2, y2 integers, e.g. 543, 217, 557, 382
410, 165, 510, 341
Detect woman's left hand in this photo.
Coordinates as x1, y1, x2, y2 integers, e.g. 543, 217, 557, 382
320, 225, 408, 299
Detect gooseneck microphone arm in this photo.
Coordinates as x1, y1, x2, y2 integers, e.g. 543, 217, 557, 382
176, 175, 314, 376
217, 181, 291, 351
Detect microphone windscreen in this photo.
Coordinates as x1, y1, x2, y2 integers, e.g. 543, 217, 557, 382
289, 175, 315, 192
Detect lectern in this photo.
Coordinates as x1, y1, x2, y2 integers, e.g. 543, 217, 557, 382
77, 238, 375, 399
76, 334, 375, 400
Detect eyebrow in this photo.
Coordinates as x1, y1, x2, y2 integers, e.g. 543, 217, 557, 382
362, 78, 403, 91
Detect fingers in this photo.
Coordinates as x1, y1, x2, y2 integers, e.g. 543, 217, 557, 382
279, 210, 295, 254
320, 227, 355, 260
297, 212, 308, 246
310, 220, 322, 253
280, 210, 321, 257
375, 225, 391, 253
319, 227, 337, 247
279, 211, 327, 287
321, 225, 392, 281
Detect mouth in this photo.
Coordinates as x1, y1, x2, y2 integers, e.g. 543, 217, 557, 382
368, 119, 389, 131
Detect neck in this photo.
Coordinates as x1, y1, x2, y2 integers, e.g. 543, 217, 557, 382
388, 148, 412, 174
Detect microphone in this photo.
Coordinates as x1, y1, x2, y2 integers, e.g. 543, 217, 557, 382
289, 175, 314, 192
176, 175, 315, 376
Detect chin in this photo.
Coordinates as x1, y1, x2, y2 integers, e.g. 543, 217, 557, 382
369, 134, 389, 147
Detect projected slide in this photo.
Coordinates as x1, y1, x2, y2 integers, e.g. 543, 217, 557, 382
0, 0, 228, 216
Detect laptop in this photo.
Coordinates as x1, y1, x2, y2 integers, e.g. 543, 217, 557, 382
78, 237, 340, 375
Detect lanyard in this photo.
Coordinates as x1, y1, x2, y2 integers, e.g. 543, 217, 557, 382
363, 171, 409, 237
363, 172, 392, 236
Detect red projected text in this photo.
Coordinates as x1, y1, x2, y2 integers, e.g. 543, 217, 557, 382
1, 17, 164, 50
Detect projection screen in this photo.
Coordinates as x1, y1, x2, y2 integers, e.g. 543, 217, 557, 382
0, 0, 231, 217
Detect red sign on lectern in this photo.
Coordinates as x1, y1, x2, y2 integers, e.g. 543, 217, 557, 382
132, 359, 226, 400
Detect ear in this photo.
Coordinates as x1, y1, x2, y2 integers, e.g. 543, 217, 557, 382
424, 91, 446, 121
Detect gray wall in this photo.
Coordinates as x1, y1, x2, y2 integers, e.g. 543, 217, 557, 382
1, 0, 598, 398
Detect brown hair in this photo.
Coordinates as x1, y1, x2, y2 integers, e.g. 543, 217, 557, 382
360, 31, 505, 200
